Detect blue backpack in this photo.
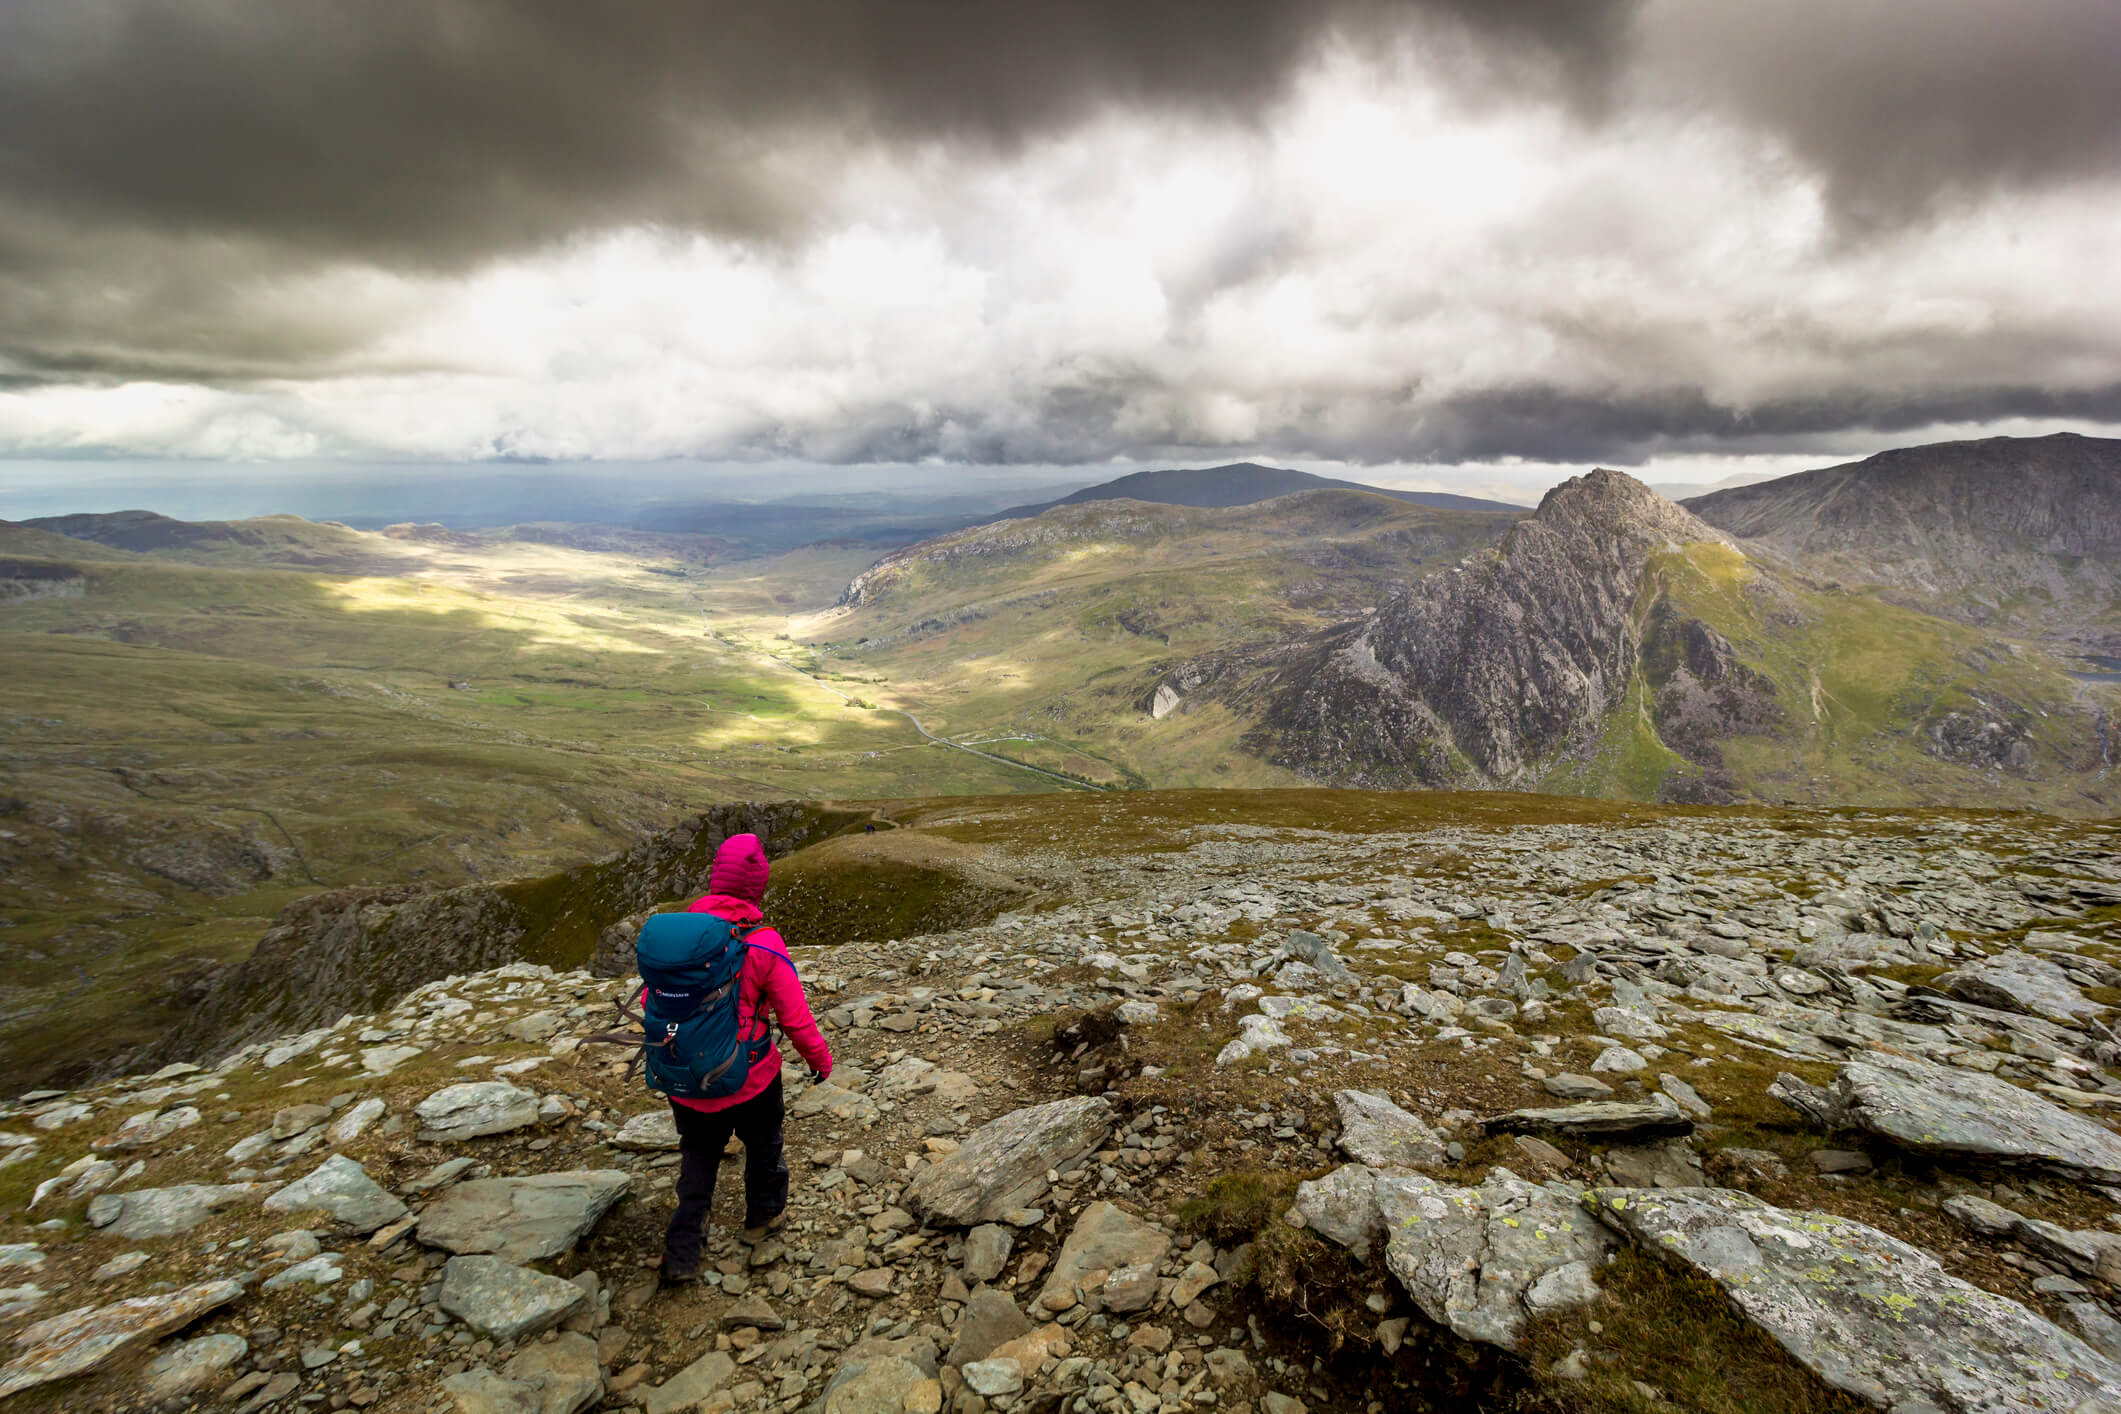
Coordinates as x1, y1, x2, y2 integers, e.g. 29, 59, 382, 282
633, 912, 776, 1101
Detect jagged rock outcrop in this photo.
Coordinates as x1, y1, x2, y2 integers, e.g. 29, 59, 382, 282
1191, 470, 1742, 788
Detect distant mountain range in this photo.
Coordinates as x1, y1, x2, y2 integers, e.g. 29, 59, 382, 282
992, 462, 1525, 521
821, 432, 2118, 812
1685, 432, 2121, 654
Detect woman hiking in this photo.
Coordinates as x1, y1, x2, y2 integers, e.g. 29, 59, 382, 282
649, 832, 833, 1284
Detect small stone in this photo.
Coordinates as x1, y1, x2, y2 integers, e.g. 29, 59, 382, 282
961, 1357, 1024, 1397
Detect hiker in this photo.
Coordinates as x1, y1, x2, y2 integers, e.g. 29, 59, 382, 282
645, 832, 833, 1284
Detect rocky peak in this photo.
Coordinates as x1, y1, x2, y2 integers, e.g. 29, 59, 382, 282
1532, 468, 1729, 549
1201, 470, 1740, 790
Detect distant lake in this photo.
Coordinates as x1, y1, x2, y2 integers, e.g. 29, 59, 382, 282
2067, 654, 2121, 682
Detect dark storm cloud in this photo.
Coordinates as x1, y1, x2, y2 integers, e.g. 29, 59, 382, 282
0, 1, 1624, 264
1650, 0, 2121, 229
751, 377, 2121, 469
0, 0, 1633, 382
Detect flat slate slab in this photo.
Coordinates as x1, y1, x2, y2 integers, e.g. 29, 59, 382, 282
414, 1082, 541, 1142
905, 1096, 1114, 1226
84, 1184, 265, 1240
1333, 1090, 1447, 1169
1586, 1185, 2121, 1413
0, 1280, 243, 1399
1480, 1094, 1692, 1141
608, 1110, 680, 1152
263, 1155, 408, 1234
1769, 1050, 2121, 1184
1937, 950, 2107, 1026
416, 1171, 632, 1263
438, 1255, 587, 1342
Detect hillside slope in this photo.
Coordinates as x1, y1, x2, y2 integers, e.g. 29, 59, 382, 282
804, 490, 1518, 788
993, 461, 1524, 520
1152, 470, 2118, 811
1686, 432, 2121, 655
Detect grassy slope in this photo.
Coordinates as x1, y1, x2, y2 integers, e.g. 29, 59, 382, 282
1620, 542, 2119, 814
0, 531, 1043, 1086
788, 496, 1513, 789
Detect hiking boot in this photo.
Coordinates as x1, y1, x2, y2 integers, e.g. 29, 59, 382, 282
739, 1213, 784, 1245
657, 1258, 701, 1286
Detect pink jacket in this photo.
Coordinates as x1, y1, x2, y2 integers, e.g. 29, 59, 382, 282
661, 894, 833, 1113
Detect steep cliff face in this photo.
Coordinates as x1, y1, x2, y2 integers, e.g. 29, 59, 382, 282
144, 801, 872, 1070
1226, 471, 1736, 789
1686, 433, 2121, 652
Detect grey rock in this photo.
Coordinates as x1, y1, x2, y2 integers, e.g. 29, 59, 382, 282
503, 1011, 563, 1043
1284, 931, 1355, 986
963, 1223, 1014, 1283
264, 1154, 409, 1234
415, 1081, 541, 1142
1602, 1139, 1705, 1189
500, 1330, 604, 1414
1586, 1185, 2121, 1413
260, 1253, 343, 1290
1293, 1163, 1390, 1260
816, 1354, 930, 1414
1375, 1168, 1614, 1350
143, 1333, 249, 1402
947, 1288, 1033, 1368
1483, 1094, 1692, 1141
2062, 1302, 2121, 1363
1938, 951, 2107, 1026
440, 1368, 541, 1414
1333, 1089, 1447, 1169
1768, 1052, 2121, 1183
439, 1255, 588, 1341
0, 1280, 244, 1400
962, 1356, 1024, 1397
608, 1110, 680, 1152
271, 1103, 329, 1139
1541, 1074, 1613, 1100
905, 1096, 1114, 1226
86, 1183, 265, 1240
640, 1350, 735, 1414
1658, 1074, 1712, 1119
417, 1171, 632, 1263
327, 1097, 387, 1145
1037, 1200, 1171, 1314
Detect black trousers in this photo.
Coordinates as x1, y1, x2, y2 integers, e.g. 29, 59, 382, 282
662, 1074, 788, 1272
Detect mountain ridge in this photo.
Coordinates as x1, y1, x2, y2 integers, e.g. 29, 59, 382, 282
1685, 432, 2121, 654
991, 461, 1525, 521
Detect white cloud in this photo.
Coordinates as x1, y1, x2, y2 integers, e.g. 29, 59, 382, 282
5, 41, 2119, 476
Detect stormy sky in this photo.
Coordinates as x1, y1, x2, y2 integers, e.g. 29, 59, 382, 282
2, 0, 2118, 500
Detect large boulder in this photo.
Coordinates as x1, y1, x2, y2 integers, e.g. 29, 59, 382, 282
1937, 950, 2108, 1026
905, 1097, 1114, 1226
416, 1082, 542, 1142
1333, 1090, 1447, 1169
0, 1281, 244, 1399
1035, 1201, 1171, 1314
1375, 1169, 1614, 1351
438, 1256, 588, 1342
1586, 1185, 2121, 1412
263, 1155, 409, 1234
417, 1172, 632, 1263
84, 1184, 264, 1240
1768, 1051, 2121, 1183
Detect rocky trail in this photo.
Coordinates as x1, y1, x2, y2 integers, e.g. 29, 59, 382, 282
3, 800, 2121, 1414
